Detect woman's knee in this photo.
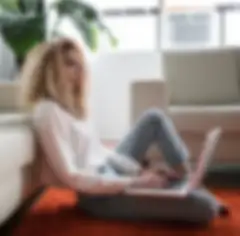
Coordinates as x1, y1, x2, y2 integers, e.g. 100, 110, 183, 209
141, 108, 168, 125
200, 202, 217, 223
190, 193, 218, 223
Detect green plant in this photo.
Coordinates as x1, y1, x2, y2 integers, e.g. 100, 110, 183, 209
0, 0, 117, 66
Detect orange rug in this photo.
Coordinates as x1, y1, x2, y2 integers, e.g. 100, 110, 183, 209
14, 188, 240, 236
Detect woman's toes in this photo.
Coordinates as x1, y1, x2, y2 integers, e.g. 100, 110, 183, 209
219, 205, 230, 217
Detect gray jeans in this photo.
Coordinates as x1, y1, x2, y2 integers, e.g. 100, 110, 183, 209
115, 108, 189, 168
78, 109, 221, 224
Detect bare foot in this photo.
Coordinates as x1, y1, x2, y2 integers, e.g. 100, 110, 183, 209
219, 205, 230, 217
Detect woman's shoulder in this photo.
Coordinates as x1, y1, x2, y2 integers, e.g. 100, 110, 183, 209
33, 99, 64, 123
34, 99, 58, 114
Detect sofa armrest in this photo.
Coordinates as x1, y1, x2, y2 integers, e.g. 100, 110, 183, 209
0, 82, 21, 111
0, 114, 35, 226
131, 80, 168, 125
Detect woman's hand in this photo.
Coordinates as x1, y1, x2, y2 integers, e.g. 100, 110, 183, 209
132, 170, 168, 188
146, 164, 181, 181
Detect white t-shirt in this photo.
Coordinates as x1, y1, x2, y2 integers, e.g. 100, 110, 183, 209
33, 99, 141, 194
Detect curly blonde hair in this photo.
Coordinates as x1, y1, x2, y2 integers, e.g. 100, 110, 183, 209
20, 38, 88, 119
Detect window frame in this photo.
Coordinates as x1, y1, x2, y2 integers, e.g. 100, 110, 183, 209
160, 2, 240, 49
216, 3, 240, 45
95, 0, 162, 52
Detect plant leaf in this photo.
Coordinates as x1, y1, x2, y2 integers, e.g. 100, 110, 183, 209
53, 0, 99, 20
53, 0, 118, 50
1, 14, 45, 58
96, 21, 119, 48
36, 0, 44, 16
52, 0, 81, 16
0, 11, 23, 27
109, 35, 118, 48
70, 12, 98, 51
52, 0, 101, 50
18, 0, 44, 14
0, 0, 19, 12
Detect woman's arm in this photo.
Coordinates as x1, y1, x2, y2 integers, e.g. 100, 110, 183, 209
36, 103, 135, 195
107, 152, 143, 176
85, 121, 143, 177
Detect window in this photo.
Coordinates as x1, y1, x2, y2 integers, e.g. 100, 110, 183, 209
162, 10, 219, 49
225, 11, 240, 46
163, 0, 240, 48
218, 2, 240, 46
87, 0, 160, 52
169, 13, 211, 44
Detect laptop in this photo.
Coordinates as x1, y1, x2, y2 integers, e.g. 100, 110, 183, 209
125, 127, 222, 198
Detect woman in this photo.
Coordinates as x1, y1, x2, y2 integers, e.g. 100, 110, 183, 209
20, 38, 227, 224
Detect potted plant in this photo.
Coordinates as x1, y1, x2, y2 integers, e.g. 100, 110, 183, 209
0, 0, 117, 68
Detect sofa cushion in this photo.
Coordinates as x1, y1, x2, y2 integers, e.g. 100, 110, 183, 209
169, 105, 240, 132
163, 48, 240, 105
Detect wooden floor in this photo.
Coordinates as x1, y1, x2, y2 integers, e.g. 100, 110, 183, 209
12, 188, 240, 236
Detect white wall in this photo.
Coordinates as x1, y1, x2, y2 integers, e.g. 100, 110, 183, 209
90, 52, 161, 140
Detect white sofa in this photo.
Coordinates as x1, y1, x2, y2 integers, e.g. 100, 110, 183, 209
131, 48, 240, 164
0, 113, 36, 227
0, 83, 41, 228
